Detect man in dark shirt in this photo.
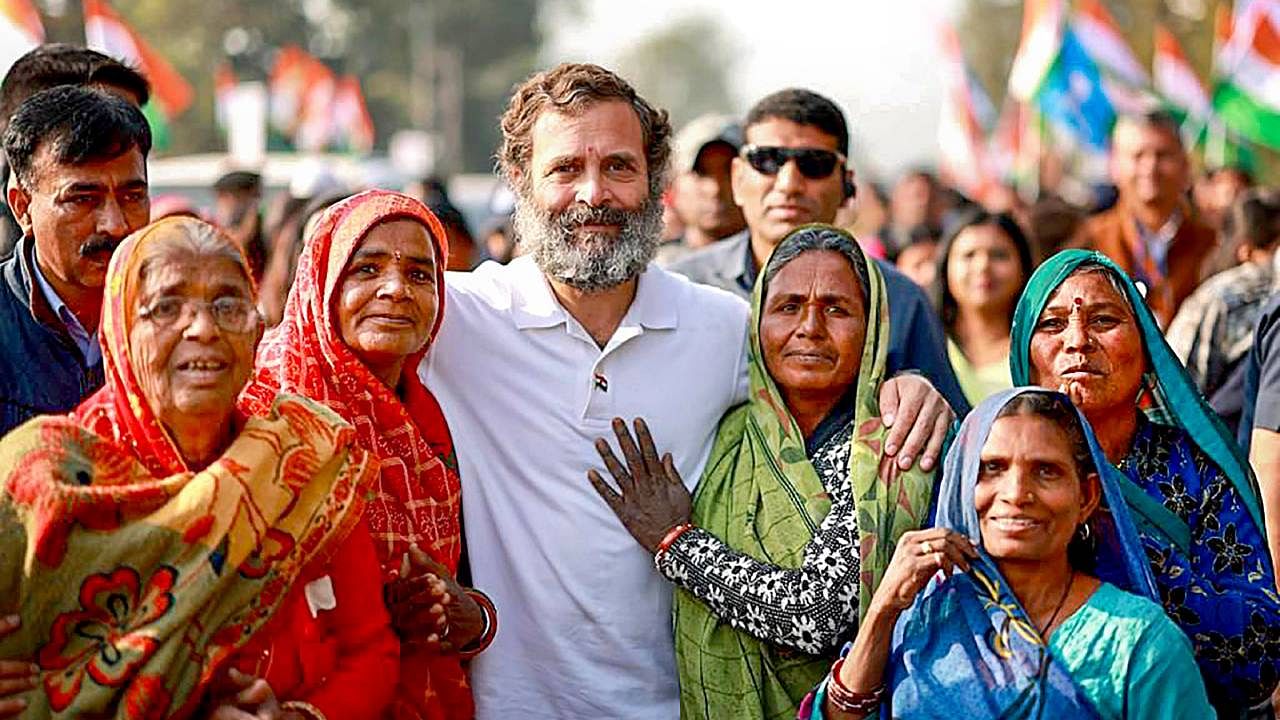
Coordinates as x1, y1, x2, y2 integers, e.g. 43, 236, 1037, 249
0, 43, 150, 259
670, 89, 969, 413
0, 85, 152, 433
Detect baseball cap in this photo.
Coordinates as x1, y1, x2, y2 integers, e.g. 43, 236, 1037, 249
672, 114, 743, 175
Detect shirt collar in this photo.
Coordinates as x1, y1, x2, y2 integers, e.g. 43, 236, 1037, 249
737, 231, 758, 292
31, 250, 100, 364
1134, 208, 1183, 245
509, 255, 678, 332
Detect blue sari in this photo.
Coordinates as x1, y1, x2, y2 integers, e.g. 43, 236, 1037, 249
881, 388, 1158, 719
1010, 250, 1280, 715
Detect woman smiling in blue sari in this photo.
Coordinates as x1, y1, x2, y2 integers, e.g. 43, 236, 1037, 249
1012, 250, 1280, 716
805, 388, 1210, 719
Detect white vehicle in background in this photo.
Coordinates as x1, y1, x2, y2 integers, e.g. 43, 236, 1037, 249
147, 152, 505, 234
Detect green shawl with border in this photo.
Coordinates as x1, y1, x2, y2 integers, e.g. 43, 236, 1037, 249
672, 225, 937, 720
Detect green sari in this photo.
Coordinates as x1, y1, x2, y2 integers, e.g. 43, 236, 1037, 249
672, 225, 937, 720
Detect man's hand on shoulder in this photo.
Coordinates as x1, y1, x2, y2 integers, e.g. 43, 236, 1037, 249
878, 373, 954, 472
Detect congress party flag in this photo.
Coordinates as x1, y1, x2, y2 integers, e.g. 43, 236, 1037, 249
1009, 0, 1064, 102
938, 23, 996, 200
1034, 27, 1115, 151
332, 75, 375, 154
84, 0, 192, 149
0, 0, 43, 79
1154, 24, 1211, 121
1071, 0, 1147, 87
84, 0, 192, 119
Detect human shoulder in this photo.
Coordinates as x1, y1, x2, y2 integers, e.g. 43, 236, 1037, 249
1080, 206, 1124, 240
1078, 583, 1196, 673
653, 263, 749, 323
667, 233, 747, 285
1255, 294, 1280, 354
437, 257, 553, 329
0, 250, 27, 317
1087, 582, 1171, 625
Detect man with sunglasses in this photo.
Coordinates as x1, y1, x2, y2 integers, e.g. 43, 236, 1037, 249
671, 88, 969, 413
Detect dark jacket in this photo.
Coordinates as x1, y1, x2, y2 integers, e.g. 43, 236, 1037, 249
669, 230, 972, 415
0, 235, 104, 435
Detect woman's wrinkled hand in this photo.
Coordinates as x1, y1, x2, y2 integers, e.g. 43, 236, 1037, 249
587, 417, 692, 554
0, 615, 38, 719
207, 668, 296, 719
879, 374, 955, 472
871, 529, 977, 615
385, 546, 485, 653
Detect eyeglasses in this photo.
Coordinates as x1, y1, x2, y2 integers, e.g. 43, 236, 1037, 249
137, 296, 259, 334
741, 145, 846, 179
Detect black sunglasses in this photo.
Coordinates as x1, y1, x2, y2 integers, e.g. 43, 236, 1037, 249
741, 145, 846, 179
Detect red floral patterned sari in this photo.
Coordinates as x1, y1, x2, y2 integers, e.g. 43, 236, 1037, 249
0, 217, 372, 718
239, 190, 470, 719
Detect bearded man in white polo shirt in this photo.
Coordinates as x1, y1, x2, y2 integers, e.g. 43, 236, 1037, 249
421, 63, 953, 720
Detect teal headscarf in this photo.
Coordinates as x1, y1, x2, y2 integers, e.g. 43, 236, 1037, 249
1009, 249, 1264, 544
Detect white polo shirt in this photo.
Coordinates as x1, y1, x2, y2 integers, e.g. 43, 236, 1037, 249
422, 255, 749, 720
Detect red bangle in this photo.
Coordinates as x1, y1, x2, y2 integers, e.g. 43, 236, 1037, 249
826, 657, 885, 714
459, 588, 498, 659
656, 523, 694, 555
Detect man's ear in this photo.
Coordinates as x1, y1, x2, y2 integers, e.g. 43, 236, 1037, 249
1237, 241, 1253, 265
6, 175, 33, 236
730, 156, 747, 209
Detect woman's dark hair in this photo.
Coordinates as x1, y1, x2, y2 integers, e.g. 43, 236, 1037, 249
761, 225, 868, 309
3, 85, 152, 189
1222, 188, 1280, 252
932, 207, 1034, 335
995, 392, 1096, 478
1027, 196, 1085, 261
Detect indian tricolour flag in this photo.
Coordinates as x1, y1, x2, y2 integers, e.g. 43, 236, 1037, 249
83, 0, 192, 150
1071, 0, 1147, 87
0, 0, 43, 79
1214, 1, 1280, 149
1009, 0, 1064, 102
937, 23, 995, 200
331, 75, 375, 154
1154, 23, 1211, 121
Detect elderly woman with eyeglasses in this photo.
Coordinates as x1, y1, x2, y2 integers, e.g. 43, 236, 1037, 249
0, 217, 397, 719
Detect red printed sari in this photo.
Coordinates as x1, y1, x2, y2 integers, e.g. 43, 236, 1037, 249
240, 190, 470, 719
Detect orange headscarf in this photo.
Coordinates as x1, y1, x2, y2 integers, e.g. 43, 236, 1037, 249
74, 217, 256, 475
0, 216, 371, 719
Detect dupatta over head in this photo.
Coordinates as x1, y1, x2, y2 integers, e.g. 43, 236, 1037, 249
674, 224, 936, 720
1009, 249, 1264, 552
886, 388, 1158, 718
0, 217, 371, 718
239, 189, 468, 719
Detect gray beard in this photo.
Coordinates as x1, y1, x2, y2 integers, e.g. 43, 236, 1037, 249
513, 194, 663, 292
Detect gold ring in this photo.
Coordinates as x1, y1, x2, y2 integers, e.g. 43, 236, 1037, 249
921, 541, 934, 555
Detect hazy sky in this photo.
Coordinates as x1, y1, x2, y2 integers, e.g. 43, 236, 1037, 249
544, 0, 965, 183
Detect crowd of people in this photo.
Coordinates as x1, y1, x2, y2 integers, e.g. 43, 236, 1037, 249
0, 40, 1279, 720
